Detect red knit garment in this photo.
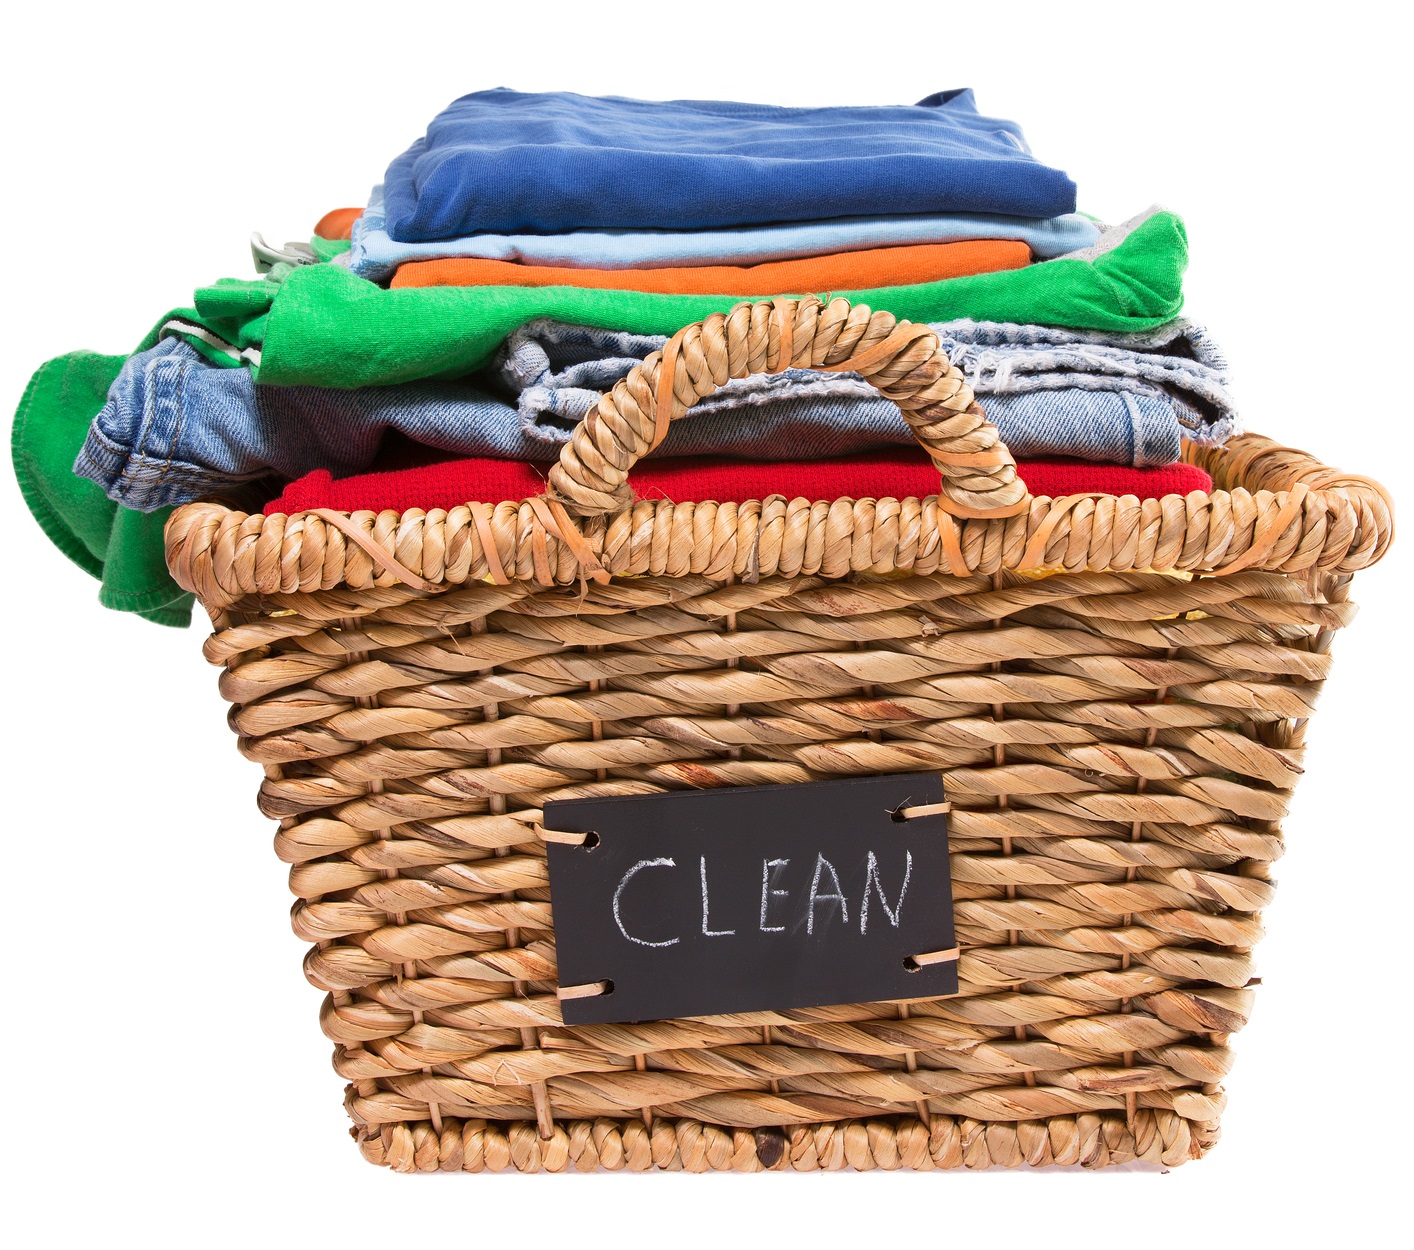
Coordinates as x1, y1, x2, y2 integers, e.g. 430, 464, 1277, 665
263, 451, 1212, 515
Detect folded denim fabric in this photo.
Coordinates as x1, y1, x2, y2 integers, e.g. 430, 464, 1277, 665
263, 453, 1214, 516
77, 338, 528, 510
382, 88, 1078, 240
343, 183, 1098, 282
76, 322, 1218, 511
255, 209, 1186, 389
500, 314, 1234, 448
388, 238, 1031, 293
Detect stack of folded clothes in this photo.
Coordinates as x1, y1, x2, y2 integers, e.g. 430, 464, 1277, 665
12, 88, 1234, 626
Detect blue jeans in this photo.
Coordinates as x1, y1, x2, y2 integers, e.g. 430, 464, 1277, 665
77, 317, 1233, 512
499, 316, 1232, 447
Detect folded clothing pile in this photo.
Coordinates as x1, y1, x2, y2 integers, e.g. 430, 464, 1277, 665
12, 88, 1236, 626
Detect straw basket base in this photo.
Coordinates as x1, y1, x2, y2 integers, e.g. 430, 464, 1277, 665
352, 1111, 1217, 1173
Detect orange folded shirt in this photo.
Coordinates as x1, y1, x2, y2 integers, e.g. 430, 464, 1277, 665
389, 239, 1032, 293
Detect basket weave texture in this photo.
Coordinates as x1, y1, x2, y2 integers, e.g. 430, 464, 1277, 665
165, 298, 1392, 1172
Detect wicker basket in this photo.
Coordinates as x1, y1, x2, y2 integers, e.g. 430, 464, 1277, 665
165, 296, 1393, 1173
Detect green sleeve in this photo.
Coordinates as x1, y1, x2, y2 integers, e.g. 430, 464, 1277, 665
10, 352, 193, 627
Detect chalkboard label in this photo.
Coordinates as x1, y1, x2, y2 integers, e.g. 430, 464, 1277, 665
544, 774, 958, 1026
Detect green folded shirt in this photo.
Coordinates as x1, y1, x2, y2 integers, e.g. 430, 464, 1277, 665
247, 209, 1187, 388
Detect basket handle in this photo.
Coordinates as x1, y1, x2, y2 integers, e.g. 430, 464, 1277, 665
546, 295, 1031, 520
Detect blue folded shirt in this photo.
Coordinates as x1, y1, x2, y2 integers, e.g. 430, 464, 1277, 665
383, 87, 1079, 242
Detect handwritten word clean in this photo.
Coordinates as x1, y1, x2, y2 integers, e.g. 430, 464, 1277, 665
612, 851, 913, 949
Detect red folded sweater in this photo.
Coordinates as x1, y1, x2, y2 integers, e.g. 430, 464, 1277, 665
263, 451, 1212, 515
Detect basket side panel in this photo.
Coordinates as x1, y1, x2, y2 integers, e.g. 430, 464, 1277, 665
204, 565, 1351, 1171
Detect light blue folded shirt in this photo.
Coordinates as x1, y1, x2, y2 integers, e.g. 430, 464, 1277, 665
341, 185, 1101, 283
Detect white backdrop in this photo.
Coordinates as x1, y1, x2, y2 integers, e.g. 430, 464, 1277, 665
1, 4, 1408, 1245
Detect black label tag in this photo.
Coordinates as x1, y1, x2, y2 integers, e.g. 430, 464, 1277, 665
544, 774, 957, 1026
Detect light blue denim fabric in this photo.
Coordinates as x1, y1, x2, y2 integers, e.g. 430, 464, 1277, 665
77, 315, 1232, 512
341, 185, 1101, 283
498, 317, 1234, 447
76, 339, 536, 510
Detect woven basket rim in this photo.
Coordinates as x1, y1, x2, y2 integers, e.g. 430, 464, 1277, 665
164, 433, 1393, 610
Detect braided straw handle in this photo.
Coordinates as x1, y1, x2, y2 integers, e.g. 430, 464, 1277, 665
546, 295, 1030, 520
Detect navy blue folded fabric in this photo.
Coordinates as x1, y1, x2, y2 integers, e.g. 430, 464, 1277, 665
382, 88, 1079, 242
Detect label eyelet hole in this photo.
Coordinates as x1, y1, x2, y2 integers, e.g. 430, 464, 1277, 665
581, 831, 601, 851
902, 956, 922, 973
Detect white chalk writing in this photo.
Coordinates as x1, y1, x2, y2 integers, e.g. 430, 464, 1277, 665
612, 858, 680, 948
860, 850, 911, 934
759, 858, 790, 932
807, 852, 850, 935
700, 856, 736, 937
